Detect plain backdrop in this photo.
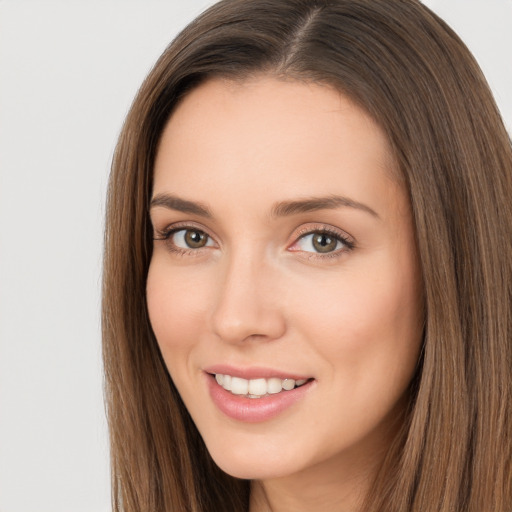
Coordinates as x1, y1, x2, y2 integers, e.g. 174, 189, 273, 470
0, 1, 510, 511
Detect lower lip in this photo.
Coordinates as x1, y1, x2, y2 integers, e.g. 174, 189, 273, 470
206, 374, 314, 423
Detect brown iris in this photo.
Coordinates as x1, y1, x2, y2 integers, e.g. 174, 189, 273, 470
184, 229, 209, 248
312, 233, 338, 253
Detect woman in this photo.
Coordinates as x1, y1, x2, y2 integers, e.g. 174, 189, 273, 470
102, 0, 512, 510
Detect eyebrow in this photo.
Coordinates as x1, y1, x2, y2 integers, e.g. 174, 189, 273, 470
150, 193, 213, 218
149, 193, 379, 219
271, 195, 379, 219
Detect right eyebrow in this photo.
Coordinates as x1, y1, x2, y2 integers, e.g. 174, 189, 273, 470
149, 193, 213, 218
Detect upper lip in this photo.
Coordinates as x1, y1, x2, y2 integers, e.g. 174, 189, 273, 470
203, 364, 312, 381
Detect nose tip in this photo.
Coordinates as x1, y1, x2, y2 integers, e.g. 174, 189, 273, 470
210, 261, 286, 344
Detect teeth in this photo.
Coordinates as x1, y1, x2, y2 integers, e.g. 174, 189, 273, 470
230, 377, 249, 395
267, 377, 282, 394
248, 378, 267, 395
214, 374, 309, 397
282, 379, 295, 391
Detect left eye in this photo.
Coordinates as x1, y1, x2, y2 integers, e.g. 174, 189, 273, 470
295, 232, 346, 254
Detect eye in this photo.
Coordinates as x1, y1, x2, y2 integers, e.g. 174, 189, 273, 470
153, 226, 216, 254
171, 228, 214, 249
296, 232, 344, 253
289, 227, 354, 256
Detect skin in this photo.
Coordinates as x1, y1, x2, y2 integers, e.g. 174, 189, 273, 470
147, 76, 424, 512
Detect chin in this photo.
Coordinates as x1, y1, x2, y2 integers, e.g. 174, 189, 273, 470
205, 436, 302, 480
213, 457, 291, 481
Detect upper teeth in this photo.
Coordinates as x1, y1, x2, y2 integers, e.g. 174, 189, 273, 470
215, 374, 308, 398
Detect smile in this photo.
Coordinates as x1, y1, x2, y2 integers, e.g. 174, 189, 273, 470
214, 374, 309, 398
205, 370, 315, 423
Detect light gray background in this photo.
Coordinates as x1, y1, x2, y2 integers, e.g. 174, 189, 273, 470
0, 1, 510, 511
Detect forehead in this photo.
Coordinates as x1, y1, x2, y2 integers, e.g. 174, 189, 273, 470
153, 76, 405, 219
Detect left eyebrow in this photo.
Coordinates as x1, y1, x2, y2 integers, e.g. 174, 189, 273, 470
271, 195, 380, 219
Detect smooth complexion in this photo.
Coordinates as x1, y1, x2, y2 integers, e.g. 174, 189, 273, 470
147, 77, 424, 512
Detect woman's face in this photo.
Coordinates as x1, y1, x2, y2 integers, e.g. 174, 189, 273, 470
147, 77, 423, 483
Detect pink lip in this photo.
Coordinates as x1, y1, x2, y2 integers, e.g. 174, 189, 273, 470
204, 371, 315, 423
203, 364, 311, 381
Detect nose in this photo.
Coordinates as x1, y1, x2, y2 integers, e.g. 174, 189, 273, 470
210, 252, 286, 344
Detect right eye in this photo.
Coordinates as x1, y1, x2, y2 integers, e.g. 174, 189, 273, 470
174, 228, 211, 248
166, 228, 215, 250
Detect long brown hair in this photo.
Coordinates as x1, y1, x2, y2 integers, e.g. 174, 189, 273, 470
102, 1, 512, 510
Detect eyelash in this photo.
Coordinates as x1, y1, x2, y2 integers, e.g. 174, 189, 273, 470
153, 223, 211, 257
153, 224, 355, 259
290, 226, 355, 259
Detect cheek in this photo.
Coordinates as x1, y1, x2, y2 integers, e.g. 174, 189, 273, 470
296, 260, 423, 388
146, 259, 209, 357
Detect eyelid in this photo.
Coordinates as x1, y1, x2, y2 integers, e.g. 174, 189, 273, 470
287, 223, 355, 256
153, 221, 219, 254
153, 220, 215, 239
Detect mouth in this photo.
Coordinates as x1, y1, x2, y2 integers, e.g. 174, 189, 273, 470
212, 373, 311, 398
204, 368, 315, 422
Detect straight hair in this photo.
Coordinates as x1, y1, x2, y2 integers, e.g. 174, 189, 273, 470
102, 1, 512, 510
